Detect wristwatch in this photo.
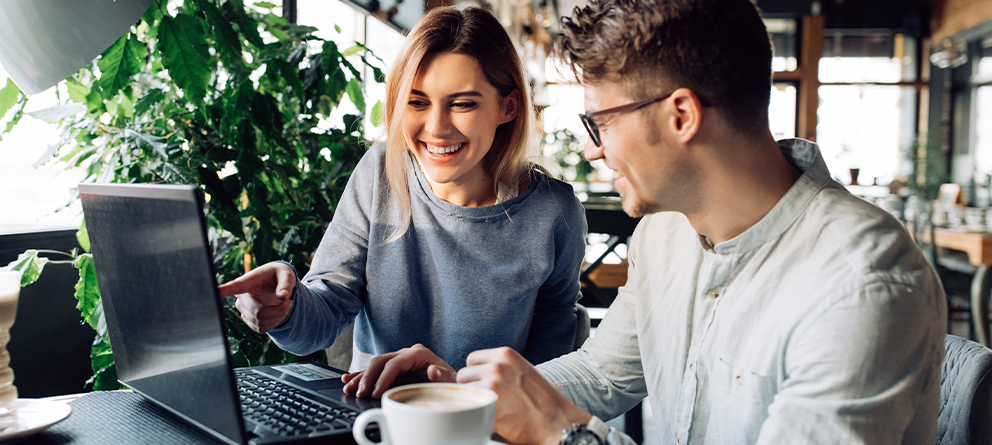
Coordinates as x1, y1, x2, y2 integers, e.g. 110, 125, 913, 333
558, 417, 608, 445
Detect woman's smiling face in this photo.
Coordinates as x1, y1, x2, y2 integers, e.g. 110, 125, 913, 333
401, 51, 517, 206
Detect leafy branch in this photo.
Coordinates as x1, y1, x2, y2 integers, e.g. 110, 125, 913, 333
1, 0, 386, 388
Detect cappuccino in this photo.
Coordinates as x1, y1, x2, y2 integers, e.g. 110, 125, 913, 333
390, 386, 491, 410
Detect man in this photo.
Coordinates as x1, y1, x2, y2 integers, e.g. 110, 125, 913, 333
333, 0, 947, 443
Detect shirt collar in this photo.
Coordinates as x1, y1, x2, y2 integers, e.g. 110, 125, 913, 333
705, 138, 833, 255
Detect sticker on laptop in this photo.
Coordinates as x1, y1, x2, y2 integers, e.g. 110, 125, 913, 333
273, 363, 343, 381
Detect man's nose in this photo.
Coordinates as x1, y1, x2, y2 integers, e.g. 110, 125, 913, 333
584, 138, 604, 161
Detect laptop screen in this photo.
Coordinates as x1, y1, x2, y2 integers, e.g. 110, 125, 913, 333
79, 183, 246, 445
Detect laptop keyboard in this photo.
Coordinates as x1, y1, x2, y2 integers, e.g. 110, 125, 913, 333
236, 370, 359, 437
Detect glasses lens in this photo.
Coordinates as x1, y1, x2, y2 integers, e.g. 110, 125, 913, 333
581, 116, 601, 147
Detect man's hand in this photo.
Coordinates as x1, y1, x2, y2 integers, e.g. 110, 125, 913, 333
342, 344, 457, 398
457, 348, 592, 445
219, 262, 296, 334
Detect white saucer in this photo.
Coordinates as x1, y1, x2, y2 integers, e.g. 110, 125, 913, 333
0, 399, 72, 443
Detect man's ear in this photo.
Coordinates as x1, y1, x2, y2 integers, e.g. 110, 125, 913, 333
499, 90, 520, 125
668, 88, 703, 143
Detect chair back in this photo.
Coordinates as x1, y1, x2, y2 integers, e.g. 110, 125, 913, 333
938, 334, 992, 445
574, 304, 591, 351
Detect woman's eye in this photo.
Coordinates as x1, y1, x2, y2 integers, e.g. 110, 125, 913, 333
451, 101, 478, 110
407, 100, 428, 108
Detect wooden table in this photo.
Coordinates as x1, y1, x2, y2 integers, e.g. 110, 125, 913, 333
934, 228, 992, 346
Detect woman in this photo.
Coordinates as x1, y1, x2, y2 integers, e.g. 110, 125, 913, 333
220, 6, 586, 382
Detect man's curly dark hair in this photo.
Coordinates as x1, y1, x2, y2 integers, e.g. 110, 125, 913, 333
554, 0, 773, 133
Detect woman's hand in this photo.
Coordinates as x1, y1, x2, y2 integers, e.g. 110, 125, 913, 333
457, 347, 591, 445
342, 344, 457, 398
219, 262, 296, 333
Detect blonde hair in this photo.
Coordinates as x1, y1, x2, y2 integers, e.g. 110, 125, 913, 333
383, 6, 534, 240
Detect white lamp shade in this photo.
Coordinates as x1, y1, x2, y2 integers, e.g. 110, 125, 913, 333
0, 0, 154, 95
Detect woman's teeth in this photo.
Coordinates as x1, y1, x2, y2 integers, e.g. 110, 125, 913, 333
425, 143, 462, 156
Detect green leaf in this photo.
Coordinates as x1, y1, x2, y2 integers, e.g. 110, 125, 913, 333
1, 250, 48, 287
133, 88, 166, 115
123, 129, 170, 159
194, 0, 244, 73
142, 0, 165, 25
77, 220, 91, 253
86, 335, 121, 391
98, 34, 148, 101
334, 24, 341, 33
84, 85, 105, 115
370, 100, 384, 127
66, 80, 90, 104
73, 254, 103, 332
0, 79, 21, 120
343, 114, 362, 134
158, 14, 212, 103
254, 1, 277, 8
341, 45, 362, 57
2, 104, 25, 135
345, 79, 365, 113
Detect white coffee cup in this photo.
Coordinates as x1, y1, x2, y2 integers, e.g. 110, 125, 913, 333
352, 383, 497, 445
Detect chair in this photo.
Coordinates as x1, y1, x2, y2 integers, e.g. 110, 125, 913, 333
914, 213, 977, 338
938, 334, 992, 445
574, 303, 591, 351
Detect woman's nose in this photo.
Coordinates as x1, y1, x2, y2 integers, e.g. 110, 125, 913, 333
425, 107, 452, 136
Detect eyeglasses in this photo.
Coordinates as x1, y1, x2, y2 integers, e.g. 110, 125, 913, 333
579, 93, 672, 147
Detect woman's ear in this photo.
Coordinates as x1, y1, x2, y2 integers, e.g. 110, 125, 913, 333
499, 90, 520, 125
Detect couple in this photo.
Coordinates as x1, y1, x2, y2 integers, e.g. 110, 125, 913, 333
222, 0, 947, 443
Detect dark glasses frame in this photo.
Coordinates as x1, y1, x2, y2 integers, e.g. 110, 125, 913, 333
579, 93, 672, 147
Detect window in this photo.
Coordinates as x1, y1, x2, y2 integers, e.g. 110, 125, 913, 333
769, 83, 797, 140
296, 0, 404, 138
816, 30, 919, 185
0, 68, 85, 233
765, 18, 799, 138
765, 18, 798, 72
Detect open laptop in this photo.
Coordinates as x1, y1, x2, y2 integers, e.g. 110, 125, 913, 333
78, 183, 380, 445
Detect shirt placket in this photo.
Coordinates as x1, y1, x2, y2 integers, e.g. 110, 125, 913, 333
674, 249, 735, 445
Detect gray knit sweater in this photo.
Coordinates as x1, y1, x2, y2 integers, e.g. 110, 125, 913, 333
268, 144, 586, 370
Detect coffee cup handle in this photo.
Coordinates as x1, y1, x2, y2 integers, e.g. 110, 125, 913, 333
353, 408, 390, 445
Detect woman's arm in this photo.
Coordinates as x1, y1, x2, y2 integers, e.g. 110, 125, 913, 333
522, 187, 587, 364
265, 147, 385, 355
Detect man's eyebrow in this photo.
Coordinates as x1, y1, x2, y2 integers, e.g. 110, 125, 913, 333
409, 89, 483, 99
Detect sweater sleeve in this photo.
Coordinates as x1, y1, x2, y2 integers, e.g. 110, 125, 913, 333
522, 181, 585, 364
267, 146, 380, 355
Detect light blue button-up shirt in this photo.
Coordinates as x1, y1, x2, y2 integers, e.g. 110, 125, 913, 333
539, 139, 946, 444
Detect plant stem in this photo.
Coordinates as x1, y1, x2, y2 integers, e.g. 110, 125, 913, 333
34, 250, 74, 258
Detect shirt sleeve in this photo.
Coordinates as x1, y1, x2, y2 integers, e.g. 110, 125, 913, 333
267, 148, 379, 355
536, 233, 648, 422
522, 186, 585, 365
755, 278, 945, 444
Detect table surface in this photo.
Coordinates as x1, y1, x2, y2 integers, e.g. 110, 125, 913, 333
934, 227, 992, 266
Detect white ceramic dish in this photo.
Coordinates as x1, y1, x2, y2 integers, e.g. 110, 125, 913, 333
0, 398, 72, 443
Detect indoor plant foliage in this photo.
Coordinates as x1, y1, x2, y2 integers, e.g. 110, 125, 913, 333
0, 0, 384, 389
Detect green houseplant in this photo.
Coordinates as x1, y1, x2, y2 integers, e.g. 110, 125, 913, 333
0, 0, 384, 389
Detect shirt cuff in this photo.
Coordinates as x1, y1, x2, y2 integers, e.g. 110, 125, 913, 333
586, 416, 610, 443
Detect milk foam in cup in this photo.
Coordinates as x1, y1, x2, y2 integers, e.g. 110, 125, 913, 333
352, 383, 497, 445
0, 272, 20, 429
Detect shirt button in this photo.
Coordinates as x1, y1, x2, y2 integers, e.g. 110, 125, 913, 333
689, 363, 695, 371
707, 288, 719, 298
736, 375, 744, 386
677, 438, 683, 445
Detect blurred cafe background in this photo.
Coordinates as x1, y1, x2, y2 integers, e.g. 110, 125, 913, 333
2, 0, 992, 443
